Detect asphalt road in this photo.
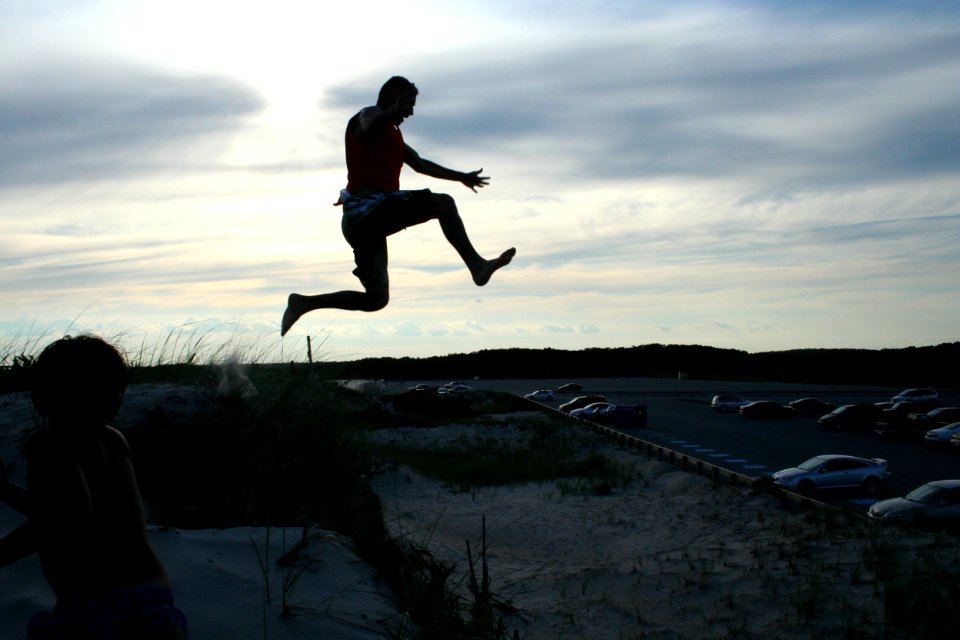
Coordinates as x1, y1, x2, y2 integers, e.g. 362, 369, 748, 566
390, 377, 960, 505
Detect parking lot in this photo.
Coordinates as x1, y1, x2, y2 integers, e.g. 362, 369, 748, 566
393, 377, 960, 506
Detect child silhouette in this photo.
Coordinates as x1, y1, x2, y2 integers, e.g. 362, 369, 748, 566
0, 335, 187, 639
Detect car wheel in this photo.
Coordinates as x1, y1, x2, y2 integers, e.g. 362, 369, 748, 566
862, 476, 881, 494
796, 480, 816, 495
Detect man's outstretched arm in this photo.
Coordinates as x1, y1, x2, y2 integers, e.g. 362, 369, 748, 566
404, 144, 489, 192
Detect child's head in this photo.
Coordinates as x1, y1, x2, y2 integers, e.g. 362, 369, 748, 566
31, 335, 129, 427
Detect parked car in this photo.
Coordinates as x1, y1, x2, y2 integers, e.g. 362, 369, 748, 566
524, 389, 554, 402
874, 401, 942, 439
891, 388, 938, 404
787, 398, 836, 417
711, 395, 750, 412
951, 431, 960, 450
557, 383, 583, 393
559, 395, 607, 413
439, 384, 473, 395
739, 401, 793, 419
925, 422, 960, 445
819, 403, 883, 431
868, 480, 960, 525
437, 381, 466, 394
407, 384, 438, 392
771, 454, 890, 495
908, 406, 960, 428
570, 402, 613, 419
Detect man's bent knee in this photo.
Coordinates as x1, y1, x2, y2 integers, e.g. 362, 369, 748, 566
362, 287, 389, 311
430, 193, 457, 217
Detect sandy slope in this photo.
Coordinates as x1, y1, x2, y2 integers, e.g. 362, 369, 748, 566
366, 421, 955, 640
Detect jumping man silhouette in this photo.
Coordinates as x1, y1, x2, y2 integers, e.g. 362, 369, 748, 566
281, 76, 516, 336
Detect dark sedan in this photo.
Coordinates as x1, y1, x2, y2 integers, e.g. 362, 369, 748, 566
819, 403, 882, 431
875, 401, 945, 439
909, 406, 960, 428
787, 398, 836, 417
739, 401, 793, 419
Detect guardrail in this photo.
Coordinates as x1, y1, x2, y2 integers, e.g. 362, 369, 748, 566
522, 396, 833, 511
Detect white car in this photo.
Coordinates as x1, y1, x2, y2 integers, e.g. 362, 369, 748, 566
771, 454, 890, 495
439, 384, 472, 395
891, 387, 938, 403
524, 389, 554, 402
868, 480, 960, 524
924, 422, 960, 445
710, 395, 750, 412
570, 402, 613, 418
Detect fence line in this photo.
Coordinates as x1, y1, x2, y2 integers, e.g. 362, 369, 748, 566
525, 396, 831, 511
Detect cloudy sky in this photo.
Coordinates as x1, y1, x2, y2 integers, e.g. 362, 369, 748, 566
2, 0, 958, 363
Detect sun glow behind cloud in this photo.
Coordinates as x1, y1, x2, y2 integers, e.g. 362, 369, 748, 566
1, 1, 959, 361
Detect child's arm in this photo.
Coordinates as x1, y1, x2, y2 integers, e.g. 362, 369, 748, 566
0, 457, 31, 516
0, 520, 38, 567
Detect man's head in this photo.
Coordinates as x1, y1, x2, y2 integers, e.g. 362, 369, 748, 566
377, 76, 418, 124
31, 335, 128, 428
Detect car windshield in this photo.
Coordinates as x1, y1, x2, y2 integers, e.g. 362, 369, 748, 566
905, 484, 950, 504
832, 405, 853, 414
797, 456, 829, 471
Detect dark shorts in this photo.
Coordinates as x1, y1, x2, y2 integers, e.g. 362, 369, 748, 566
340, 189, 435, 290
28, 586, 188, 640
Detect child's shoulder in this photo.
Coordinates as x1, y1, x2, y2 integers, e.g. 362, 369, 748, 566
25, 425, 129, 456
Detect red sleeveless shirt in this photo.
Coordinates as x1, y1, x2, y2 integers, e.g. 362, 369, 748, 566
345, 112, 404, 193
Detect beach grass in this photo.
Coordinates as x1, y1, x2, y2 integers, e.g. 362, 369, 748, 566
369, 414, 635, 493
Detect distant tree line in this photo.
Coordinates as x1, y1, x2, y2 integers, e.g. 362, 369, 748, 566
3, 342, 956, 394
312, 342, 960, 388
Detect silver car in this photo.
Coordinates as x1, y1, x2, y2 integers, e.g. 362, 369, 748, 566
891, 387, 938, 403
710, 395, 750, 412
868, 480, 960, 525
570, 402, 613, 418
524, 389, 555, 402
771, 454, 890, 495
924, 422, 960, 445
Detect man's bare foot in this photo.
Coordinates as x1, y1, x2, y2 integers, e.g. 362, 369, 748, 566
281, 294, 305, 337
472, 247, 516, 286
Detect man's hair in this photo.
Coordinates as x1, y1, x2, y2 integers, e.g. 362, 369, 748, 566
31, 335, 129, 425
377, 76, 418, 108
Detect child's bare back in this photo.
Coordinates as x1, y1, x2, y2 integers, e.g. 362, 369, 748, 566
26, 423, 169, 598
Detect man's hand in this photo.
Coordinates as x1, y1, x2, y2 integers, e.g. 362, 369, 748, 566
460, 169, 490, 193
